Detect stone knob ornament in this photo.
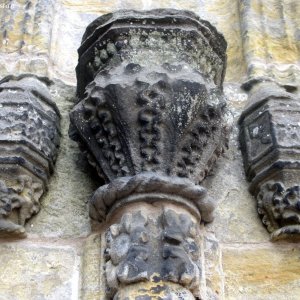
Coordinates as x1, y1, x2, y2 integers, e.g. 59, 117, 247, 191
70, 9, 229, 299
0, 75, 60, 238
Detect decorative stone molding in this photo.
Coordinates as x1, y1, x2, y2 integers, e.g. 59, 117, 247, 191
0, 74, 60, 237
70, 9, 229, 298
239, 81, 300, 241
239, 0, 300, 90
0, 1, 57, 76
105, 205, 201, 298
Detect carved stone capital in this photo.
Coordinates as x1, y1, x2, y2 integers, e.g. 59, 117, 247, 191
90, 172, 214, 224
239, 81, 300, 241
257, 181, 300, 241
0, 74, 60, 237
70, 9, 229, 298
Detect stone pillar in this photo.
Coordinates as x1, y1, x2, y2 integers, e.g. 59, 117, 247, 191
0, 74, 60, 237
238, 1, 300, 242
70, 9, 229, 299
239, 81, 300, 241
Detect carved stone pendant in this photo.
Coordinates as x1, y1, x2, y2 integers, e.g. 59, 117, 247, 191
239, 81, 300, 241
0, 75, 60, 237
70, 9, 229, 298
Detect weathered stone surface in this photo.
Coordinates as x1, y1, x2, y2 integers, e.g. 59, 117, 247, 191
203, 230, 224, 300
26, 80, 96, 238
204, 124, 269, 244
0, 241, 81, 300
69, 10, 230, 297
0, 0, 247, 84
104, 203, 202, 298
81, 234, 104, 300
0, 75, 60, 237
1, 2, 299, 300
2, 0, 299, 87
239, 0, 300, 89
239, 82, 300, 240
90, 172, 212, 224
70, 9, 229, 228
223, 244, 300, 300
114, 281, 195, 300
0, 0, 57, 76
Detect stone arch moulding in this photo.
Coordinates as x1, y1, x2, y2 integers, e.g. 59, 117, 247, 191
69, 9, 230, 299
0, 74, 61, 238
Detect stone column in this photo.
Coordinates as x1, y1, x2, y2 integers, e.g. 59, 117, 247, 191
239, 81, 300, 241
70, 9, 229, 299
238, 1, 300, 241
0, 74, 60, 237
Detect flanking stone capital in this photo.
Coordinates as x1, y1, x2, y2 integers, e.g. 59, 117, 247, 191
70, 9, 229, 298
0, 74, 60, 237
239, 81, 300, 241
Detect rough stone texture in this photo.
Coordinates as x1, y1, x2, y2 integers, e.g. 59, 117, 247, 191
69, 9, 230, 298
239, 0, 300, 89
81, 234, 104, 300
223, 244, 300, 300
0, 0, 57, 76
0, 75, 60, 237
70, 10, 229, 231
90, 172, 212, 223
104, 204, 202, 298
26, 80, 97, 238
239, 81, 300, 240
0, 240, 81, 300
0, 1, 299, 300
0, 0, 248, 84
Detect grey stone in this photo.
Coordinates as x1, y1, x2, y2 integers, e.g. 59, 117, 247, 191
239, 81, 300, 240
0, 75, 60, 237
69, 9, 229, 298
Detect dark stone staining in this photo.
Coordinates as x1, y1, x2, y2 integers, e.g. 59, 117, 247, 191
70, 9, 229, 185
257, 181, 300, 240
135, 296, 152, 300
150, 284, 167, 294
152, 275, 161, 283
239, 82, 300, 240
105, 209, 201, 298
0, 75, 60, 237
71, 9, 229, 297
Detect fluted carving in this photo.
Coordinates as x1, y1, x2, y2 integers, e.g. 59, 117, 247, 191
70, 9, 229, 298
0, 75, 60, 237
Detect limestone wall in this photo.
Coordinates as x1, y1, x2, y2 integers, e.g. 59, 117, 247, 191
0, 1, 299, 299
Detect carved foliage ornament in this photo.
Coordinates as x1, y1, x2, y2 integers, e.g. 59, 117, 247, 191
70, 9, 229, 298
70, 9, 229, 219
105, 209, 201, 298
0, 74, 60, 237
239, 82, 300, 240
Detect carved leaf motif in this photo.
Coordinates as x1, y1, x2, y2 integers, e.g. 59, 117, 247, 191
257, 181, 300, 239
0, 176, 44, 237
105, 209, 201, 298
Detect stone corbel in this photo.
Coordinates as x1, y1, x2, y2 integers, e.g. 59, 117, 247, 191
239, 81, 300, 241
70, 9, 229, 298
0, 75, 60, 237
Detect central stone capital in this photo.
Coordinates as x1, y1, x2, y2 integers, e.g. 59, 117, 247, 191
69, 9, 229, 299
